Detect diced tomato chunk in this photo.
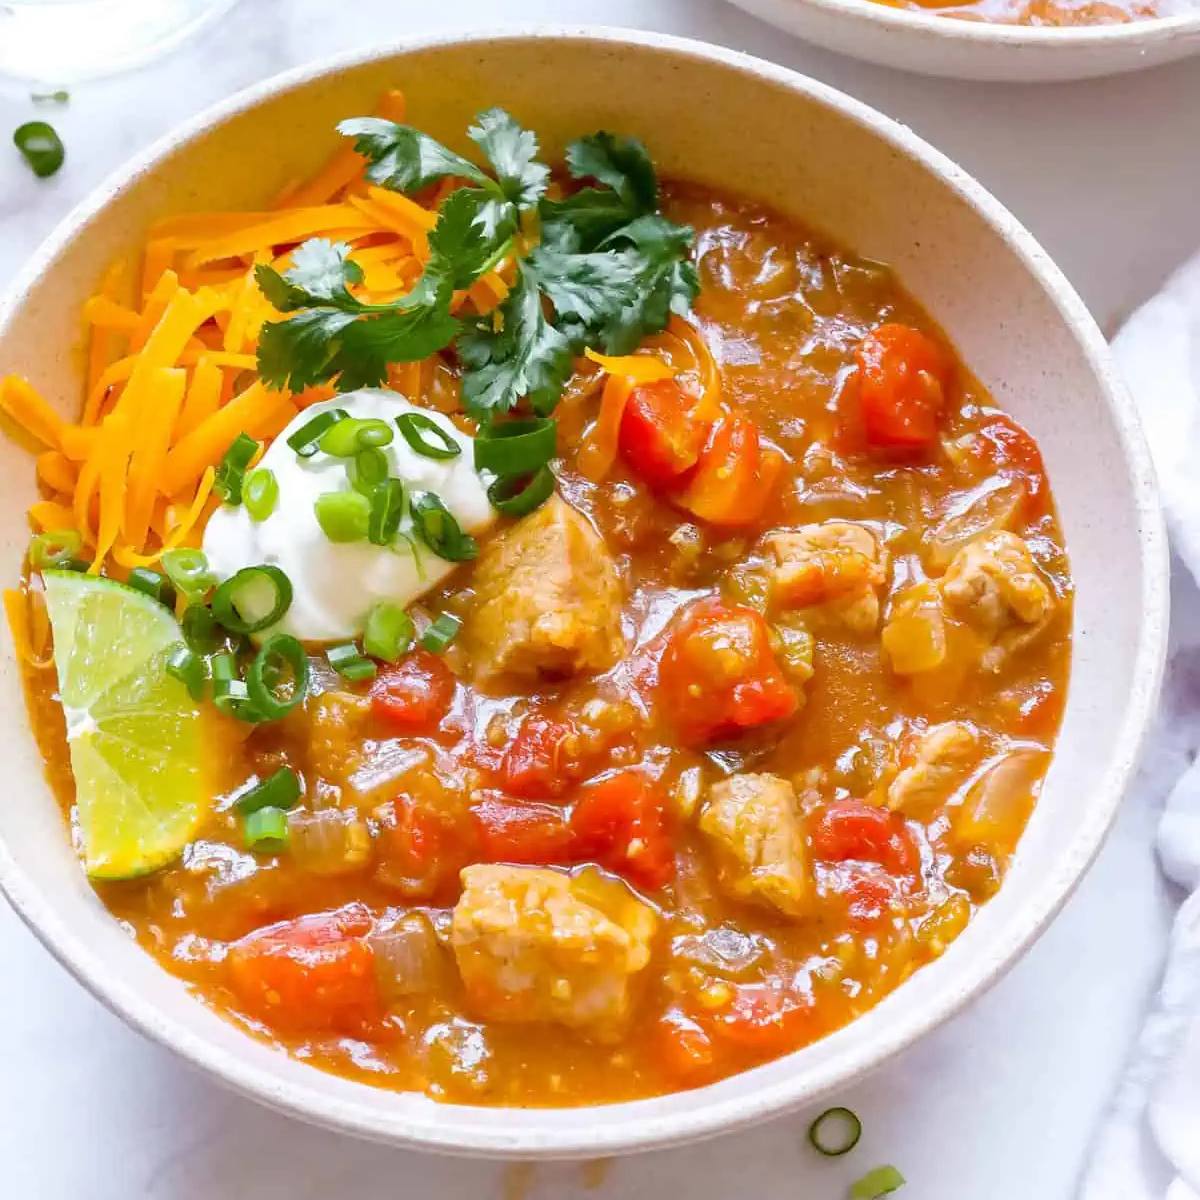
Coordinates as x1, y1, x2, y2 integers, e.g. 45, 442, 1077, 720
369, 650, 455, 734
374, 795, 471, 901
500, 714, 581, 799
227, 903, 382, 1033
975, 411, 1048, 518
653, 1009, 719, 1085
675, 414, 782, 526
619, 378, 707, 488
707, 984, 817, 1056
854, 323, 951, 452
810, 798, 920, 876
823, 864, 898, 928
657, 596, 798, 746
471, 795, 575, 865
571, 770, 675, 890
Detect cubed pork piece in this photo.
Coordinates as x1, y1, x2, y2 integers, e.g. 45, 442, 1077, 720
940, 531, 1053, 669
766, 522, 887, 634
887, 721, 981, 815
462, 495, 625, 684
698, 772, 811, 917
450, 864, 657, 1033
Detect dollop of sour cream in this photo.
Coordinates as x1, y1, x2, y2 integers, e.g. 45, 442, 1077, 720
203, 389, 495, 642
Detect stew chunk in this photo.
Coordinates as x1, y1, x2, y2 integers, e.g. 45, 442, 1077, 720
451, 864, 657, 1033
659, 597, 799, 745
940, 531, 1051, 631
766, 521, 887, 633
463, 495, 625, 683
885, 532, 1053, 676
887, 721, 980, 815
698, 773, 811, 917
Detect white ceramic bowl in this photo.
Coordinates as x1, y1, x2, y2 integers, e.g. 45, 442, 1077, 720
0, 28, 1168, 1158
729, 0, 1200, 81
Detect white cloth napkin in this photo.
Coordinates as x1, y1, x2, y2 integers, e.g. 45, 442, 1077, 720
1078, 253, 1200, 1200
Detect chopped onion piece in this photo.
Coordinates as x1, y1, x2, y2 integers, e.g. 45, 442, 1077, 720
369, 912, 445, 998
287, 807, 371, 876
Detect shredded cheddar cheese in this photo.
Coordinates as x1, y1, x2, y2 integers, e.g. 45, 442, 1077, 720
0, 92, 458, 576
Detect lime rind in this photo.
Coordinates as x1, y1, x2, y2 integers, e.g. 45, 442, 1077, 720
41, 571, 207, 879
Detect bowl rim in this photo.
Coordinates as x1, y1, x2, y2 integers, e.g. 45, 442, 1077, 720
731, 0, 1200, 49
0, 24, 1170, 1159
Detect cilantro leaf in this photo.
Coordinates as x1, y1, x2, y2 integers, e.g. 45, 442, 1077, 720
324, 304, 460, 392
539, 188, 634, 253
540, 132, 659, 252
255, 240, 459, 393
528, 215, 698, 355
257, 309, 358, 392
458, 263, 574, 421
425, 187, 514, 289
468, 108, 549, 210
599, 216, 700, 353
256, 238, 363, 311
566, 132, 657, 212
338, 117, 491, 193
524, 247, 641, 346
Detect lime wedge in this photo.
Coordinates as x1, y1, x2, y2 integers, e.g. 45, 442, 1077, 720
41, 570, 207, 879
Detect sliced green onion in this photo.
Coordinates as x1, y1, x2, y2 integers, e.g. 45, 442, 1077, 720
356, 418, 394, 448
14, 121, 64, 178
318, 416, 394, 457
210, 653, 254, 719
28, 530, 82, 571
209, 651, 237, 685
363, 601, 414, 662
410, 490, 477, 561
287, 407, 349, 458
243, 468, 278, 521
213, 433, 259, 505
165, 644, 206, 701
243, 806, 290, 852
181, 603, 222, 653
351, 446, 389, 494
327, 641, 377, 682
474, 417, 557, 475
487, 465, 555, 517
395, 411, 461, 460
849, 1166, 906, 1199
808, 1107, 862, 1157
211, 565, 292, 634
125, 567, 176, 609
317, 417, 360, 457
162, 548, 217, 602
368, 479, 406, 546
235, 766, 302, 815
246, 633, 309, 720
420, 612, 461, 654
314, 490, 370, 543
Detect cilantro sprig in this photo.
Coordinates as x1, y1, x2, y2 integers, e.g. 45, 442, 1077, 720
254, 109, 698, 423
255, 240, 459, 393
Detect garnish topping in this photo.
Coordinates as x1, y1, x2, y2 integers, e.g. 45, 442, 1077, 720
14, 120, 65, 177
256, 110, 697, 424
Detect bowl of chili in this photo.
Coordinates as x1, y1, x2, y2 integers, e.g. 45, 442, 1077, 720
0, 27, 1167, 1157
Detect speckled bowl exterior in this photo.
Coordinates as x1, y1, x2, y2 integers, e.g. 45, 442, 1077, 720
728, 0, 1200, 81
0, 28, 1168, 1158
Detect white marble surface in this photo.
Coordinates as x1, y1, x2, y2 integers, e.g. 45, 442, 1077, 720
0, 2, 1197, 1197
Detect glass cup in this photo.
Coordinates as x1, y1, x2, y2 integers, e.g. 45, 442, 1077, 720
0, 0, 241, 83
